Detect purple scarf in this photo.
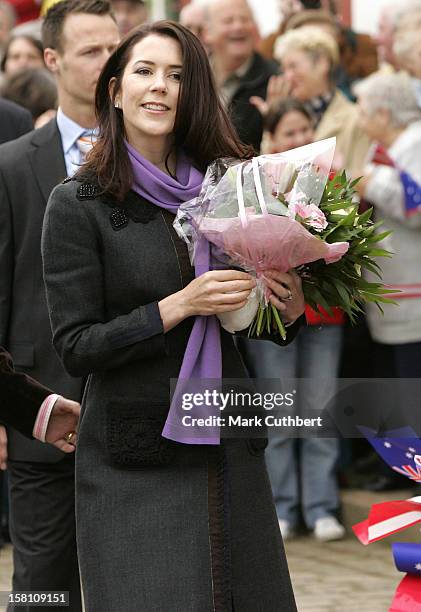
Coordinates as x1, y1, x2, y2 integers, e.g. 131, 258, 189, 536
126, 142, 222, 445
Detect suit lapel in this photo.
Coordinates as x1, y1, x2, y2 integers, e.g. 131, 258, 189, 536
28, 119, 67, 207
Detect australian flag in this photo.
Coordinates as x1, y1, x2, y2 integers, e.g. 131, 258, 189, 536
400, 171, 421, 216
360, 425, 421, 483
371, 144, 421, 217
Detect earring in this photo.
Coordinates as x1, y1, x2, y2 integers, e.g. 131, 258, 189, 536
115, 102, 120, 109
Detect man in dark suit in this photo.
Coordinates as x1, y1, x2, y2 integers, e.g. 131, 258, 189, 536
0, 96, 33, 554
0, 1, 119, 608
0, 98, 33, 144
0, 346, 80, 449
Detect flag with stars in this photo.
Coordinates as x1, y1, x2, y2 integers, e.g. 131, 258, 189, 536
390, 546, 421, 612
370, 144, 421, 217
391, 545, 421, 611
393, 543, 421, 576
400, 171, 421, 217
355, 426, 421, 611
359, 426, 421, 484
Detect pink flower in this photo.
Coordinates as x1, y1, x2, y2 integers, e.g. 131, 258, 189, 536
288, 202, 328, 232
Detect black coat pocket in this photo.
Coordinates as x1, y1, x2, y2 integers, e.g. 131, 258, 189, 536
106, 402, 175, 468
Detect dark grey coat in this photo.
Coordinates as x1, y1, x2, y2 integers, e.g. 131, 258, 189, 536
42, 178, 298, 612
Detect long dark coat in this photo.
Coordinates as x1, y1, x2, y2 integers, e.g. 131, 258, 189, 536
0, 346, 50, 437
42, 178, 298, 612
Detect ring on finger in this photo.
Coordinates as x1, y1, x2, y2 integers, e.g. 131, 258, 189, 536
65, 431, 76, 444
282, 289, 293, 301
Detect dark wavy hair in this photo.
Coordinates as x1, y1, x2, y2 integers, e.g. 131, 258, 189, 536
1, 68, 57, 119
264, 98, 314, 134
79, 20, 252, 201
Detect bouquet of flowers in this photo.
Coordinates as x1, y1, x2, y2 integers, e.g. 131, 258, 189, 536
174, 138, 395, 339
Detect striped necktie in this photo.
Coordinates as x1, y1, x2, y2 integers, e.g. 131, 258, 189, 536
76, 131, 97, 164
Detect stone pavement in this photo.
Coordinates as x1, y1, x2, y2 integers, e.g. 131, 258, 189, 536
0, 545, 12, 612
0, 536, 399, 612
285, 536, 397, 612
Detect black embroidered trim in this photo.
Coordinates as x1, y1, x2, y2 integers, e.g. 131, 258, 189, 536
109, 208, 129, 231
66, 177, 159, 226
107, 411, 175, 469
105, 191, 158, 229
207, 447, 232, 612
76, 183, 98, 200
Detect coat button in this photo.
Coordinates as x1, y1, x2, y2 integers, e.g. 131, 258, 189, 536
76, 183, 97, 200
110, 208, 129, 231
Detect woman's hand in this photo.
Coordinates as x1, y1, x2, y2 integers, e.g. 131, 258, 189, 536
181, 270, 256, 316
263, 269, 305, 324
249, 75, 293, 117
158, 270, 256, 332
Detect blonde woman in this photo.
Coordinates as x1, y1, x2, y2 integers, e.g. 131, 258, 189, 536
271, 26, 370, 174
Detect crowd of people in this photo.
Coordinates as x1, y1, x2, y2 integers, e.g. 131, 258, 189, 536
0, 0, 420, 610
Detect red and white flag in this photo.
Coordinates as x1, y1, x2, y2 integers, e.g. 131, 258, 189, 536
353, 497, 421, 545
390, 575, 421, 611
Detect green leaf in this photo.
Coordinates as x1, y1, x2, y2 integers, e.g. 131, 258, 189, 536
333, 280, 351, 303
350, 176, 363, 189
361, 261, 382, 278
307, 286, 334, 314
366, 231, 391, 244
356, 208, 373, 225
366, 248, 393, 258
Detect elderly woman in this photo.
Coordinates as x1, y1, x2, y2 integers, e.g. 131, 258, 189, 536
273, 26, 370, 174
394, 9, 421, 106
355, 72, 421, 378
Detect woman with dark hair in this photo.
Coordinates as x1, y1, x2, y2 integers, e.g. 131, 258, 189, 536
42, 21, 303, 611
1, 34, 44, 76
264, 98, 315, 153
1, 67, 57, 125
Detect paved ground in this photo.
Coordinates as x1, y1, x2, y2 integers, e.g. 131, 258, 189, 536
285, 535, 397, 612
0, 536, 399, 612
0, 545, 12, 612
